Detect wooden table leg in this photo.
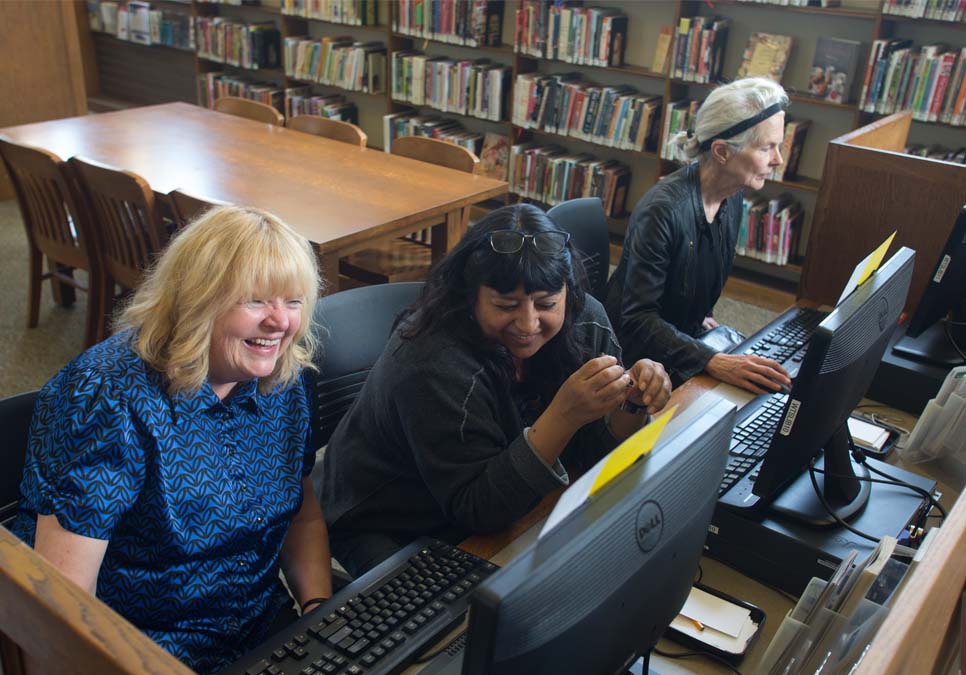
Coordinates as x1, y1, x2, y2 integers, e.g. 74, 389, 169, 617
431, 208, 468, 261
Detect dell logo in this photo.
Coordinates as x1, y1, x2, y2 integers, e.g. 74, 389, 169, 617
877, 297, 889, 332
635, 501, 664, 553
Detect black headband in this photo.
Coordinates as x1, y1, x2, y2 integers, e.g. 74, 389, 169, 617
696, 101, 786, 152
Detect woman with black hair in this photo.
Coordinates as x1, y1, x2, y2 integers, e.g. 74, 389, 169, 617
320, 204, 671, 577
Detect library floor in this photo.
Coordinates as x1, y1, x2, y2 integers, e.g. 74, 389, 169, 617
0, 199, 790, 399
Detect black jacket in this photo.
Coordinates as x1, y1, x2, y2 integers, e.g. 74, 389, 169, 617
604, 163, 742, 385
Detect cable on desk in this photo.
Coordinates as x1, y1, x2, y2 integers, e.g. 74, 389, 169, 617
694, 564, 704, 585
944, 319, 966, 364
653, 647, 744, 675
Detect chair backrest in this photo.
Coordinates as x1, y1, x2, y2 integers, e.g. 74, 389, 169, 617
548, 197, 612, 301
213, 96, 284, 126
306, 282, 424, 450
288, 115, 367, 148
167, 189, 231, 228
390, 136, 480, 174
0, 390, 37, 529
68, 156, 168, 290
0, 137, 91, 272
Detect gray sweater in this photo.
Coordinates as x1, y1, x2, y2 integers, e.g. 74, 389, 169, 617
321, 296, 623, 545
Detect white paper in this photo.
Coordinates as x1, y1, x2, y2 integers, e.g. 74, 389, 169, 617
837, 250, 874, 305
678, 586, 751, 638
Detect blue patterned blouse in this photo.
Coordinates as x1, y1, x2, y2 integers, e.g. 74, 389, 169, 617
12, 330, 314, 674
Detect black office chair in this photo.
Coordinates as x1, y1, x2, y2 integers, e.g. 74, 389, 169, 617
547, 197, 612, 302
0, 390, 37, 529
306, 282, 425, 452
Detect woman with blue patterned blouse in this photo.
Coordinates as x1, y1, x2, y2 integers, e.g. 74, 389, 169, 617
12, 206, 332, 674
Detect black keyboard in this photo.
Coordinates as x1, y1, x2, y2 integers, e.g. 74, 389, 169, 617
221, 538, 498, 675
733, 307, 827, 377
719, 392, 788, 495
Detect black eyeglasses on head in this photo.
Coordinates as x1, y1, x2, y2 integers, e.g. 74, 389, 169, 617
487, 229, 571, 255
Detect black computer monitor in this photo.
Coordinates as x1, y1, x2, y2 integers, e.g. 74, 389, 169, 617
752, 247, 915, 525
893, 205, 966, 367
460, 398, 736, 675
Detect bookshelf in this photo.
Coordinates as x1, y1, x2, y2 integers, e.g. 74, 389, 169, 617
79, 0, 966, 286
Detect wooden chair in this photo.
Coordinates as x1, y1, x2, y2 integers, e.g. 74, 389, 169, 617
287, 115, 367, 148
547, 197, 612, 301
68, 157, 169, 344
167, 189, 231, 229
0, 138, 99, 348
0, 390, 36, 530
340, 137, 480, 284
213, 96, 284, 126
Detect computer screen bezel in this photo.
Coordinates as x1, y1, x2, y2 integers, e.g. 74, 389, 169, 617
460, 398, 736, 675
905, 205, 966, 338
751, 247, 915, 523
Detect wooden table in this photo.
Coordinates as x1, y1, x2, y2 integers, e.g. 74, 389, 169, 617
0, 102, 508, 292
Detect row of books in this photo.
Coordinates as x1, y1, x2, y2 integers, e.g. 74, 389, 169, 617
663, 16, 730, 83
198, 72, 285, 112
882, 0, 966, 21
196, 17, 281, 70
737, 192, 805, 267
382, 112, 484, 156
514, 2, 629, 68
735, 0, 841, 6
89, 1, 194, 50
283, 88, 359, 123
512, 73, 663, 152
905, 143, 966, 163
390, 53, 509, 121
860, 40, 966, 124
280, 0, 380, 25
510, 143, 631, 217
284, 37, 386, 93
392, 0, 503, 47
659, 99, 698, 162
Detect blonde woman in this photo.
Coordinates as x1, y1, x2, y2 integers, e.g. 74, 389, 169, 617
605, 77, 793, 394
12, 206, 331, 674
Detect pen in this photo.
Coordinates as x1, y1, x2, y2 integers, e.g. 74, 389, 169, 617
686, 616, 704, 631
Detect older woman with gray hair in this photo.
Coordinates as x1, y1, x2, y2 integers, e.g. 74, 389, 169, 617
12, 206, 331, 674
604, 77, 793, 394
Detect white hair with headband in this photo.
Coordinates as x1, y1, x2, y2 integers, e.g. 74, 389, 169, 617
672, 77, 789, 161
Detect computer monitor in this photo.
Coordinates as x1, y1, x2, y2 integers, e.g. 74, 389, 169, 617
893, 205, 966, 367
752, 247, 915, 525
460, 398, 736, 675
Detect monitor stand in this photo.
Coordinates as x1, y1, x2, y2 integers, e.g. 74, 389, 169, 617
767, 425, 872, 527
893, 320, 966, 367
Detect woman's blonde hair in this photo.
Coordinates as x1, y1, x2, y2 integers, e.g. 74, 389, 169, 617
118, 206, 321, 395
672, 77, 789, 161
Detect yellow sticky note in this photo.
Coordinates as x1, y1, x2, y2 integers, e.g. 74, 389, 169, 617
589, 405, 677, 497
856, 231, 897, 287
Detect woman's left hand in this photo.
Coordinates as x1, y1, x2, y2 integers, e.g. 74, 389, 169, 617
625, 359, 672, 414
702, 316, 719, 331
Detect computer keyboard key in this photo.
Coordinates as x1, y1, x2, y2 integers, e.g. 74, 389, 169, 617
271, 648, 287, 662
244, 658, 272, 675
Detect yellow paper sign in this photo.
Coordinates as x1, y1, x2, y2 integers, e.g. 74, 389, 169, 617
856, 231, 897, 287
589, 405, 678, 497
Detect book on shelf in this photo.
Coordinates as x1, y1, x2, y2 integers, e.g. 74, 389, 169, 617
480, 132, 510, 181
809, 37, 862, 104
659, 99, 697, 161
668, 16, 729, 84
393, 0, 503, 47
883, 0, 966, 20
199, 72, 285, 112
737, 192, 803, 266
196, 17, 281, 70
542, 5, 628, 67
652, 25, 674, 75
281, 0, 379, 26
127, 1, 151, 45
382, 113, 483, 155
736, 32, 793, 83
514, 0, 549, 57
285, 90, 359, 124
770, 117, 811, 182
392, 52, 510, 121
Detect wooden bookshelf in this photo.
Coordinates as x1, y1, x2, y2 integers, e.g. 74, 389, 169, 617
78, 0, 966, 285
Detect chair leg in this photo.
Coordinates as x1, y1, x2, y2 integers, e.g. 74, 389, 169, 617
48, 257, 76, 307
26, 247, 42, 329
94, 277, 116, 344
82, 279, 101, 349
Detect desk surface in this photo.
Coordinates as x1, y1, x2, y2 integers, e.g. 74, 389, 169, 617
0, 103, 508, 287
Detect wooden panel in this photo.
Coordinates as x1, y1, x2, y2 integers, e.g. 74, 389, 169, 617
92, 34, 197, 105
0, 0, 87, 198
799, 126, 966, 314
837, 112, 912, 153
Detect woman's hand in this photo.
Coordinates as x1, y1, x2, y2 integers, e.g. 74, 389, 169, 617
702, 316, 719, 332
705, 353, 791, 395
625, 359, 672, 414
550, 355, 630, 429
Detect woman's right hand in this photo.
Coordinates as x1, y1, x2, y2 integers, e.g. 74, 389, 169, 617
548, 355, 630, 429
705, 353, 791, 395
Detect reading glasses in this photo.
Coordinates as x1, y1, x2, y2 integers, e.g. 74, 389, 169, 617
488, 229, 571, 255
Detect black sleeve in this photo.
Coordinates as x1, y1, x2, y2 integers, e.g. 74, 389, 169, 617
618, 203, 716, 384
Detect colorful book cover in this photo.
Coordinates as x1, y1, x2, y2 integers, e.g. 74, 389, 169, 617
736, 32, 793, 83
809, 36, 862, 104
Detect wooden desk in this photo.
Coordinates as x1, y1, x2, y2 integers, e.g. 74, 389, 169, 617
0, 103, 508, 292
